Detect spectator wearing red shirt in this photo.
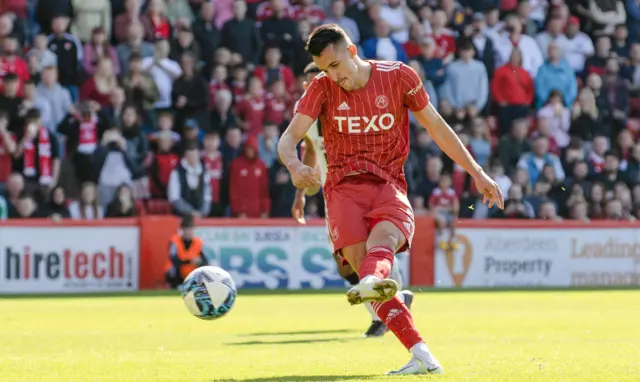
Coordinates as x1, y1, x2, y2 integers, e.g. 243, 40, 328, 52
404, 24, 425, 60
229, 136, 270, 218
0, 112, 15, 184
202, 132, 224, 216
141, 0, 172, 42
492, 48, 534, 134
264, 80, 292, 128
230, 63, 249, 105
0, 0, 27, 19
256, 0, 294, 22
236, 77, 265, 137
80, 57, 119, 107
293, 0, 326, 25
252, 46, 296, 93
428, 173, 459, 231
0, 36, 29, 95
208, 65, 230, 110
149, 131, 179, 198
429, 10, 456, 63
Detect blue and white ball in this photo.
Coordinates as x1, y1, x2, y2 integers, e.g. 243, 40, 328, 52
182, 266, 237, 320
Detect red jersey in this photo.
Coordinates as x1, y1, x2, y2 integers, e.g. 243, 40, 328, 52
295, 60, 429, 193
202, 152, 223, 204
429, 29, 456, 60
0, 132, 14, 182
429, 187, 457, 211
293, 5, 326, 24
208, 81, 230, 109
231, 81, 246, 104
236, 96, 265, 137
264, 92, 292, 126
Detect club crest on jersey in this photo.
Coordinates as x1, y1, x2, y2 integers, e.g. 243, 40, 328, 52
375, 95, 389, 109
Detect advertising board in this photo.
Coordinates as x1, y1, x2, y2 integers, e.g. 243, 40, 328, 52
0, 226, 139, 293
434, 228, 640, 287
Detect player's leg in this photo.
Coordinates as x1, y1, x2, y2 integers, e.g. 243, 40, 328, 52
357, 184, 443, 375
390, 258, 415, 312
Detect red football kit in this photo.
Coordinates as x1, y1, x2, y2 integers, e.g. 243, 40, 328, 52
295, 60, 430, 253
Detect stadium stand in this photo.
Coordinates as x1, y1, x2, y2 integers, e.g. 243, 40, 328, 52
0, 0, 638, 223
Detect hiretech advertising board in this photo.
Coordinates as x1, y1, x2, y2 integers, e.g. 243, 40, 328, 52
0, 226, 139, 293
435, 226, 640, 288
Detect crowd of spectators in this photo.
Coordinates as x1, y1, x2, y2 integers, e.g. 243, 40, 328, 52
0, 0, 639, 223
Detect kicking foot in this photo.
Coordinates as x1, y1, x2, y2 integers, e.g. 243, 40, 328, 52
385, 356, 443, 376
346, 278, 398, 305
364, 320, 388, 337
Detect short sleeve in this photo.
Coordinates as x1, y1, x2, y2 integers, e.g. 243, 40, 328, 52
399, 64, 430, 112
295, 76, 327, 121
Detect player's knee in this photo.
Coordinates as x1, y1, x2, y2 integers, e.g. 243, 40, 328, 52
367, 221, 405, 251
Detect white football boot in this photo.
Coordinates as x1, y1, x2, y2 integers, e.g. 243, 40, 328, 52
346, 276, 398, 305
385, 356, 444, 375
386, 342, 444, 376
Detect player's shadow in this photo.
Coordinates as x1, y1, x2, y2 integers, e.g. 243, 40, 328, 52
226, 336, 361, 346
216, 375, 375, 381
240, 329, 355, 337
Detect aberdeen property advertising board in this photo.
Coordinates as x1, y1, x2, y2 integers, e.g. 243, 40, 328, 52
434, 227, 640, 288
0, 227, 139, 293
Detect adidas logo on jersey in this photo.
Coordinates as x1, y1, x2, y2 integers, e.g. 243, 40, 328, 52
337, 102, 350, 111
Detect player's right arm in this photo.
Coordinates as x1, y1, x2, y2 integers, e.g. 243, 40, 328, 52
278, 78, 326, 190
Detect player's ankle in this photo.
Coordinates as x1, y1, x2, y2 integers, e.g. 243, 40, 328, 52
360, 275, 381, 284
410, 342, 437, 363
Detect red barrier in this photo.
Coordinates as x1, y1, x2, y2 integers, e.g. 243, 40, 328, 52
0, 216, 437, 290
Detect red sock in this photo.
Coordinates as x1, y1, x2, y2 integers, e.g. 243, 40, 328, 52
358, 246, 394, 279
372, 296, 423, 350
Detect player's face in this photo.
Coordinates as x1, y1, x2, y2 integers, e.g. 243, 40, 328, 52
313, 43, 358, 91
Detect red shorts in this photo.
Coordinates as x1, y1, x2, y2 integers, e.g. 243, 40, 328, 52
324, 174, 414, 254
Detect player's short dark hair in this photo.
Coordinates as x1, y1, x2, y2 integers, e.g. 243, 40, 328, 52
306, 24, 348, 56
304, 62, 320, 74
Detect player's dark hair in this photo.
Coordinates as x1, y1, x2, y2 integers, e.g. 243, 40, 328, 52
306, 24, 348, 56
304, 62, 320, 74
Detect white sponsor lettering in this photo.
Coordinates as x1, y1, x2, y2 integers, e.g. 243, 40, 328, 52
407, 83, 423, 96
334, 113, 395, 133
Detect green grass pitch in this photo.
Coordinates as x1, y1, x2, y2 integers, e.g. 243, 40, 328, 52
1, 290, 639, 381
